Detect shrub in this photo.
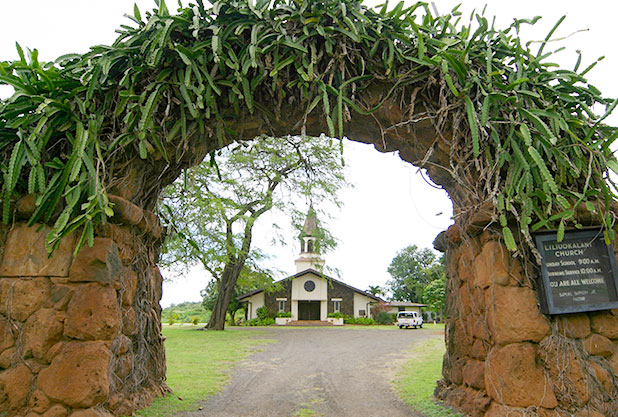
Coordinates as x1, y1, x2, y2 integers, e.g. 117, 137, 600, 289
256, 306, 270, 320
192, 317, 200, 325
276, 311, 292, 318
343, 315, 374, 325
356, 317, 375, 325
168, 312, 179, 325
328, 312, 344, 318
244, 318, 275, 326
375, 311, 396, 325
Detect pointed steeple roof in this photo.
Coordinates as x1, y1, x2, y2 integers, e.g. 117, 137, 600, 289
301, 206, 318, 237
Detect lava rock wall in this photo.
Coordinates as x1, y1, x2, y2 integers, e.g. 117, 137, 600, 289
0, 195, 167, 417
437, 225, 618, 417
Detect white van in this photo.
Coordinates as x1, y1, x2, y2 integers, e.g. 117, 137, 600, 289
396, 311, 423, 329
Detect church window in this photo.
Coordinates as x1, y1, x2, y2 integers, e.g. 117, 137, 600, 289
278, 300, 286, 312
307, 240, 314, 252
333, 300, 340, 313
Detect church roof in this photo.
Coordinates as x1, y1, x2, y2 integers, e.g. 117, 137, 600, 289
236, 269, 383, 302
386, 301, 428, 307
301, 206, 318, 237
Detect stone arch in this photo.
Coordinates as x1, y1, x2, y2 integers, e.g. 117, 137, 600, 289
1, 1, 617, 416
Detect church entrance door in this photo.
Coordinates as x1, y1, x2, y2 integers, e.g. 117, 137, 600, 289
298, 301, 321, 320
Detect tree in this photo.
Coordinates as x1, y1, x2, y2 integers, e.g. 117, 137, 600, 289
422, 276, 446, 320
366, 285, 385, 298
386, 245, 440, 302
160, 135, 346, 330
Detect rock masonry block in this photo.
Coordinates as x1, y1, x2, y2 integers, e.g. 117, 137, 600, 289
68, 238, 121, 285
485, 285, 551, 345
37, 341, 111, 408
64, 284, 121, 341
0, 224, 74, 277
485, 343, 557, 408
0, 277, 51, 322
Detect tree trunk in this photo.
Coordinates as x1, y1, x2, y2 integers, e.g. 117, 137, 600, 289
206, 263, 243, 330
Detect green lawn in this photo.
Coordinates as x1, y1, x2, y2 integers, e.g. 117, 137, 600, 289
395, 336, 463, 417
135, 326, 273, 417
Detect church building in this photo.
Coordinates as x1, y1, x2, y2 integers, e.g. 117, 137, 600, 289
237, 208, 381, 323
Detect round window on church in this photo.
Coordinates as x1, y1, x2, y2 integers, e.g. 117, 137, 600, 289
304, 280, 315, 292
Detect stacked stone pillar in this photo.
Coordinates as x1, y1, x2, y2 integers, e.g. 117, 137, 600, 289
437, 220, 618, 417
0, 195, 166, 417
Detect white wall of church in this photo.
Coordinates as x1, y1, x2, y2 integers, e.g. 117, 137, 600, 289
291, 300, 298, 320
294, 255, 326, 273
245, 292, 264, 320
291, 273, 327, 301
353, 293, 373, 317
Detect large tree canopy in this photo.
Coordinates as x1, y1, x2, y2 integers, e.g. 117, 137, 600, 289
1, 0, 617, 259
386, 244, 442, 302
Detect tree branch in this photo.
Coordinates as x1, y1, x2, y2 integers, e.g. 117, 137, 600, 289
200, 257, 220, 282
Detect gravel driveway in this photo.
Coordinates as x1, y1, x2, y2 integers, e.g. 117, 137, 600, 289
182, 326, 443, 417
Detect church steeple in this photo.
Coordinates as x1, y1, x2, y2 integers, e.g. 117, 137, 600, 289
295, 206, 325, 272
300, 206, 318, 253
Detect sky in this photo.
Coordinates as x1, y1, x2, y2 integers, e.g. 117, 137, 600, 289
1, 1, 617, 307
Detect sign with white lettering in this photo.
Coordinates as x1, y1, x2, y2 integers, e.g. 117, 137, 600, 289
534, 228, 618, 314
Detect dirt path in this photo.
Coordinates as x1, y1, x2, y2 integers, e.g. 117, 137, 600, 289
182, 326, 443, 417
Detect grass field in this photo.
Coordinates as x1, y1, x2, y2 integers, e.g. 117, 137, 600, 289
135, 326, 273, 417
395, 336, 463, 417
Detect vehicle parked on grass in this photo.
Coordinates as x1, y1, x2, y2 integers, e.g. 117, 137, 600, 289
396, 311, 423, 329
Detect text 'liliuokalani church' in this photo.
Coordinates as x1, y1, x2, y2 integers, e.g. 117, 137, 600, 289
237, 208, 380, 324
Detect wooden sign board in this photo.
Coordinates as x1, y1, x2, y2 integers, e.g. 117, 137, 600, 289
534, 228, 618, 315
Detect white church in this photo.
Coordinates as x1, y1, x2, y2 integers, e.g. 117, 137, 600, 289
237, 208, 381, 323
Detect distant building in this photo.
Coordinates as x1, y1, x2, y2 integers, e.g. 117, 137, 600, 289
237, 208, 380, 323
383, 301, 427, 316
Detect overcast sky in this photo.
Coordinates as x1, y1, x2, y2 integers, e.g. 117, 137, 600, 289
2, 1, 617, 307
